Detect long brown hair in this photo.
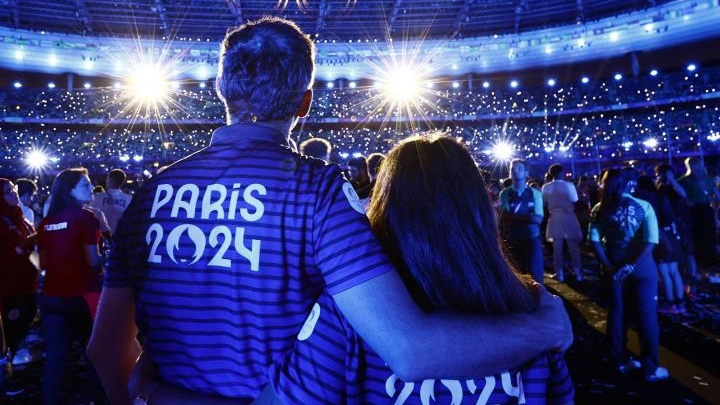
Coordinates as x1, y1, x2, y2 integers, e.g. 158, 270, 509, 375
47, 168, 88, 217
367, 134, 538, 314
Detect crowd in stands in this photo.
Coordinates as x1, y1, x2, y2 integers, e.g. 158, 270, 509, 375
3, 16, 720, 405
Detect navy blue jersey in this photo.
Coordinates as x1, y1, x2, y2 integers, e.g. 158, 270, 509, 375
105, 123, 393, 398
270, 292, 574, 405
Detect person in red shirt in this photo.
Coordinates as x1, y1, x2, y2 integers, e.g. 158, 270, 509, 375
37, 168, 105, 405
0, 178, 38, 369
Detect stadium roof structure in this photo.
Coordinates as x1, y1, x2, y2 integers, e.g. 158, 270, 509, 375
0, 0, 673, 41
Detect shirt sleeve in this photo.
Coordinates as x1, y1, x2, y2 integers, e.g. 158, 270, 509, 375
546, 352, 575, 405
313, 166, 394, 295
532, 189, 544, 217
638, 199, 659, 244
269, 293, 352, 405
588, 203, 602, 242
567, 182, 579, 203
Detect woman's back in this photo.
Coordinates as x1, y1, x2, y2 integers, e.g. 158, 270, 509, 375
271, 292, 573, 405
270, 135, 574, 404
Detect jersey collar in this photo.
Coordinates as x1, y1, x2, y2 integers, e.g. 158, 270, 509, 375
210, 123, 289, 147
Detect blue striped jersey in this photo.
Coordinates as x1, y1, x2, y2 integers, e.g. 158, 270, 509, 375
270, 292, 574, 405
105, 123, 393, 399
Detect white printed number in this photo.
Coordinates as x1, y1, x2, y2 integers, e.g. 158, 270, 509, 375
385, 372, 525, 405
145, 224, 261, 271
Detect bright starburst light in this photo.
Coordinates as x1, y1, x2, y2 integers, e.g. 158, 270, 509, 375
125, 63, 171, 108
490, 141, 515, 162
25, 148, 50, 174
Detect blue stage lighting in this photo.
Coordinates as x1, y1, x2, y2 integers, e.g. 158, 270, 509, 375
581, 77, 590, 84
650, 69, 658, 77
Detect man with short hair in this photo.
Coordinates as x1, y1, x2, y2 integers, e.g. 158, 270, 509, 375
90, 169, 132, 235
15, 178, 37, 225
299, 137, 332, 162
88, 17, 571, 404
499, 159, 545, 283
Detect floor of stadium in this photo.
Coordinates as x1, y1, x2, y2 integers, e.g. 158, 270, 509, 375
3, 254, 720, 405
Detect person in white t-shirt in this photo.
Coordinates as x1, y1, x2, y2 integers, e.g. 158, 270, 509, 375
90, 169, 132, 235
542, 164, 583, 282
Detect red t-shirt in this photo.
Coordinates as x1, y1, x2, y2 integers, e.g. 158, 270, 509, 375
38, 206, 101, 297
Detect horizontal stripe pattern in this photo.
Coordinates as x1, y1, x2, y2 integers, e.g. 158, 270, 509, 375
270, 293, 575, 404
105, 127, 393, 397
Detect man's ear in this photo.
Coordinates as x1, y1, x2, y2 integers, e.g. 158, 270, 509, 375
296, 89, 313, 118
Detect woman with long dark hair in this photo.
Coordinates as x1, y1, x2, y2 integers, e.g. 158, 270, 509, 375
261, 135, 574, 404
589, 168, 667, 382
0, 178, 39, 373
37, 168, 105, 405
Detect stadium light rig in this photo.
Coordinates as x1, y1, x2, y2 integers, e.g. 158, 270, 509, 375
125, 63, 172, 108
642, 138, 658, 148
24, 148, 50, 174
490, 141, 515, 162
379, 64, 425, 102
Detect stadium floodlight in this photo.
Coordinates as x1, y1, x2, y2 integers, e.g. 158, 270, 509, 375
614, 73, 623, 81
482, 81, 490, 89
577, 38, 586, 47
609, 32, 620, 42
708, 133, 720, 142
339, 152, 349, 159
13, 81, 22, 89
378, 63, 427, 105
170, 81, 180, 90
326, 82, 334, 89
650, 69, 658, 77
581, 77, 590, 84
199, 82, 206, 89
547, 79, 556, 87
452, 81, 460, 89
644, 23, 654, 32
559, 145, 570, 152
15, 50, 24, 60
25, 149, 49, 172
622, 141, 633, 149
83, 60, 94, 70
643, 138, 658, 148
119, 155, 130, 162
352, 152, 363, 158
544, 145, 555, 152
83, 83, 91, 89
349, 81, 357, 89
687, 63, 697, 72
490, 141, 515, 162
48, 82, 56, 89
133, 155, 143, 162
545, 46, 553, 54
49, 55, 58, 66
510, 80, 518, 88
125, 63, 170, 106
